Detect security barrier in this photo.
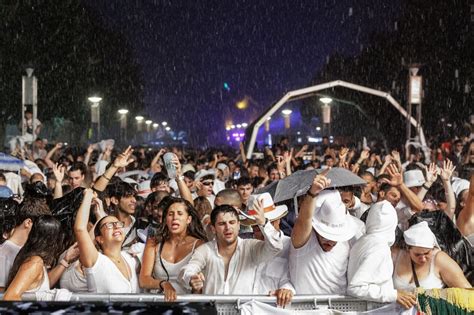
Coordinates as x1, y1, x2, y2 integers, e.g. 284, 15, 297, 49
19, 293, 388, 314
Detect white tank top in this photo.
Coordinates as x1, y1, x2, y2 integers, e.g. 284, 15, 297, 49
25, 267, 50, 293
153, 240, 198, 294
393, 250, 445, 291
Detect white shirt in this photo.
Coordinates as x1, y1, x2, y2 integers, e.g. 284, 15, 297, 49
85, 252, 139, 293
289, 230, 350, 295
253, 234, 295, 294
0, 240, 22, 287
179, 221, 283, 294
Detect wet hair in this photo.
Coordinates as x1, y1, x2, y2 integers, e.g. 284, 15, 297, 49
69, 161, 87, 176
6, 215, 64, 288
108, 181, 137, 199
215, 189, 241, 208
267, 163, 279, 174
152, 197, 207, 244
16, 198, 51, 227
236, 176, 252, 187
193, 196, 212, 220
150, 172, 169, 189
211, 204, 239, 226
183, 171, 195, 181
0, 199, 19, 243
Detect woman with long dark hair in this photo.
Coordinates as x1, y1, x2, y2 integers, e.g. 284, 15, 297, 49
3, 215, 64, 300
139, 197, 207, 301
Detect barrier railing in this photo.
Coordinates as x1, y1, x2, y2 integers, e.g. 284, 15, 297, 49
20, 293, 388, 314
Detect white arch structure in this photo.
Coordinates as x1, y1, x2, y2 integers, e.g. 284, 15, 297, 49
245, 80, 427, 159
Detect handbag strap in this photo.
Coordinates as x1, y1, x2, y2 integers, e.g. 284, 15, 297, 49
411, 260, 420, 288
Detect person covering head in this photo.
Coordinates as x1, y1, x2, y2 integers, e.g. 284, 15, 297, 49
403, 221, 439, 249
242, 193, 287, 226
312, 190, 355, 242
365, 200, 398, 245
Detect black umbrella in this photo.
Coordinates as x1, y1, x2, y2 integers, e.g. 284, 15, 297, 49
256, 167, 366, 203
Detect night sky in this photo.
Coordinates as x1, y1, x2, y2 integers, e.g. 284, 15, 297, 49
87, 0, 400, 144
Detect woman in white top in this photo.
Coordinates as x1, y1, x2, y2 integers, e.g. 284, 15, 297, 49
392, 221, 471, 291
3, 215, 63, 300
74, 188, 138, 293
140, 197, 207, 301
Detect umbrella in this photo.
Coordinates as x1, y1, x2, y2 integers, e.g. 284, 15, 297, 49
0, 153, 25, 172
256, 167, 366, 204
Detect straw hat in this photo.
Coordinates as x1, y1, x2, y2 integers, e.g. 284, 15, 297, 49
241, 192, 288, 226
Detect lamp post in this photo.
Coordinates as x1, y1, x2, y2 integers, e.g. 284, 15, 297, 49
320, 97, 333, 136
22, 68, 38, 139
135, 115, 144, 143
118, 109, 129, 142
145, 120, 152, 142
88, 96, 102, 141
281, 109, 292, 130
407, 66, 423, 142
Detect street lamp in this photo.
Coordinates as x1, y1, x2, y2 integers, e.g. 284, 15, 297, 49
118, 109, 129, 142
265, 116, 271, 132
162, 121, 168, 127
320, 97, 333, 136
88, 96, 103, 141
281, 109, 292, 129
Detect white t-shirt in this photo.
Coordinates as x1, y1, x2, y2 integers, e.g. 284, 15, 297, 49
0, 240, 22, 287
289, 230, 350, 295
85, 252, 138, 293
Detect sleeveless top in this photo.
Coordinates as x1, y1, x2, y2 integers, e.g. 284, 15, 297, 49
60, 261, 88, 292
393, 250, 445, 291
25, 267, 50, 293
153, 240, 198, 294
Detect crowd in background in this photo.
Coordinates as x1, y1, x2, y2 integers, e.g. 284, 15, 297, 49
0, 131, 473, 309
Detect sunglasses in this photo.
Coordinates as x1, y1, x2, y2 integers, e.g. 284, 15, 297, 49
100, 221, 125, 230
202, 181, 214, 186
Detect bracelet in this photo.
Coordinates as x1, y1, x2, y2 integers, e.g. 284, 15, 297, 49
159, 280, 167, 292
422, 184, 430, 190
102, 174, 111, 181
59, 259, 69, 268
307, 190, 319, 198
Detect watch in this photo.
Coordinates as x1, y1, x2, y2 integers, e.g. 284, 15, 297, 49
176, 175, 184, 181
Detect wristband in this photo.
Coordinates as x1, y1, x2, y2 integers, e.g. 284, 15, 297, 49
307, 190, 319, 198
102, 174, 111, 181
59, 259, 70, 268
422, 184, 430, 190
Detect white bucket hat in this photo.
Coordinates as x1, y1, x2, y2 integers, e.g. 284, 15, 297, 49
241, 192, 288, 226
312, 190, 355, 242
403, 169, 426, 188
195, 169, 216, 181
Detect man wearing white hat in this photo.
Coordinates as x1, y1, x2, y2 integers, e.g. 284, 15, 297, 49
290, 174, 355, 295
248, 193, 295, 307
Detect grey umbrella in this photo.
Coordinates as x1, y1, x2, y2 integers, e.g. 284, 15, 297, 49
256, 167, 366, 203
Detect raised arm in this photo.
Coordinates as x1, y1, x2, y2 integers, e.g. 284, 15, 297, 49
291, 173, 330, 248
52, 163, 65, 199
418, 162, 438, 201
457, 173, 474, 236
73, 188, 98, 268
47, 242, 79, 288
173, 156, 193, 205
439, 160, 456, 219
93, 146, 134, 192
383, 164, 423, 212
45, 142, 62, 168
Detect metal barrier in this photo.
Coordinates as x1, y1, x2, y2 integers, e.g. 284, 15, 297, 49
20, 293, 387, 314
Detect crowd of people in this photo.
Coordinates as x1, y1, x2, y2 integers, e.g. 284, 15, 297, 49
0, 133, 473, 310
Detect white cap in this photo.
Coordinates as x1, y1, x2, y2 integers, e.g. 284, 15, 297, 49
403, 169, 426, 188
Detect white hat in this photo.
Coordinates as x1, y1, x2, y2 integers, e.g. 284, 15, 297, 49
217, 163, 228, 171
404, 221, 439, 249
137, 180, 152, 198
123, 177, 138, 185
182, 163, 196, 174
95, 160, 109, 177
403, 169, 426, 188
451, 177, 469, 198
312, 190, 355, 242
242, 193, 288, 226
195, 169, 215, 181
365, 200, 398, 245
